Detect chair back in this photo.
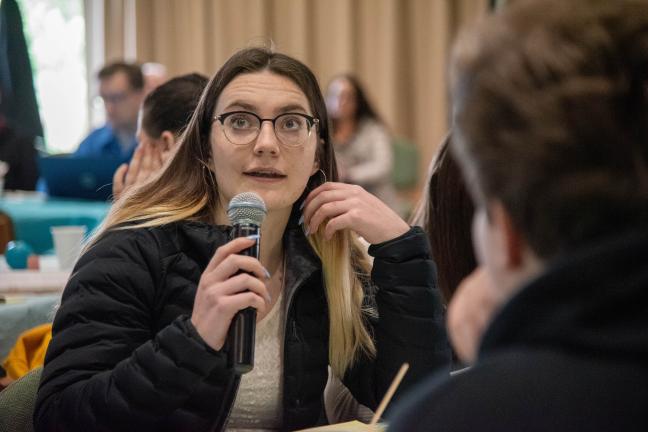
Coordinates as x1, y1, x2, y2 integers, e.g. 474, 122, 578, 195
0, 367, 42, 432
392, 138, 420, 190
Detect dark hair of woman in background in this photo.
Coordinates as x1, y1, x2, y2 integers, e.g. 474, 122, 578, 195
112, 73, 209, 200
411, 133, 477, 303
326, 74, 400, 211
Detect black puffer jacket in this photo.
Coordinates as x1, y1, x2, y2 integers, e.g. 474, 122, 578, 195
34, 220, 450, 432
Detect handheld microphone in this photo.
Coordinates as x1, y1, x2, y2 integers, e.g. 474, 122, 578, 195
226, 192, 267, 375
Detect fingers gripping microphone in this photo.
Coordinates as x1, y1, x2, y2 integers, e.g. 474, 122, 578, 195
227, 192, 267, 375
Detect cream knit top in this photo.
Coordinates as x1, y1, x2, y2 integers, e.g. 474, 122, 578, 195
226, 290, 285, 431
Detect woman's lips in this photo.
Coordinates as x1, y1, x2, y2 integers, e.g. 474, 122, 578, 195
243, 171, 287, 182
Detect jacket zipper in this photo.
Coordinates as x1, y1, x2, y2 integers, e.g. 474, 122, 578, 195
281, 283, 304, 426
290, 320, 302, 408
215, 375, 240, 431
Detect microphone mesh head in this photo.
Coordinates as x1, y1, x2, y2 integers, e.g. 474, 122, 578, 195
227, 192, 267, 226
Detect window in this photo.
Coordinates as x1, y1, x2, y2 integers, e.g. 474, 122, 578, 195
18, 0, 88, 153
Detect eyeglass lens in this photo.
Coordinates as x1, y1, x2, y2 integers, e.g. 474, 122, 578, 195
222, 112, 312, 146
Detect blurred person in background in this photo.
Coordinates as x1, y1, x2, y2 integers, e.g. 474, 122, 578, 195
112, 73, 208, 200
326, 74, 400, 212
74, 61, 145, 161
0, 74, 209, 392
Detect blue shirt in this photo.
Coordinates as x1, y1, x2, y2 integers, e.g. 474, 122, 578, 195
74, 125, 136, 161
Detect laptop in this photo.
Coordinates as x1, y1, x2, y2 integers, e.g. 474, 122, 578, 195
38, 156, 124, 201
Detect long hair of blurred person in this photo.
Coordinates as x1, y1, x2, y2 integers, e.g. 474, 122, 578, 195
411, 133, 477, 303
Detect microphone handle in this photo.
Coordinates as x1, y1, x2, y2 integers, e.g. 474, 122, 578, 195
227, 223, 260, 375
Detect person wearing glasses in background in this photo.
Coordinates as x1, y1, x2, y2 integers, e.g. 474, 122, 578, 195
73, 62, 145, 161
35, 48, 450, 432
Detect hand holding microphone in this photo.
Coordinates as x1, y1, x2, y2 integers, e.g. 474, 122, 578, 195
190, 192, 268, 373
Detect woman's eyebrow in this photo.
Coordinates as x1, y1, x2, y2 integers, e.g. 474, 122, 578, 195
222, 101, 310, 115
277, 103, 309, 114
223, 101, 257, 112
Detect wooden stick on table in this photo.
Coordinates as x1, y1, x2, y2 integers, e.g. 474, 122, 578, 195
369, 362, 409, 426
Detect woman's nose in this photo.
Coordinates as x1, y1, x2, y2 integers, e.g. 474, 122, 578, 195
253, 122, 280, 155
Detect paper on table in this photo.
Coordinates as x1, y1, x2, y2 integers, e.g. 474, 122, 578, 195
298, 362, 407, 432
296, 420, 385, 431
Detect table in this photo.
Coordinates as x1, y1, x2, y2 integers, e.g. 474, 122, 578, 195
0, 255, 69, 296
0, 192, 110, 254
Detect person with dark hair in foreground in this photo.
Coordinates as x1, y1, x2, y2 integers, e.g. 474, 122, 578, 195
389, 0, 648, 430
34, 48, 449, 431
112, 73, 208, 200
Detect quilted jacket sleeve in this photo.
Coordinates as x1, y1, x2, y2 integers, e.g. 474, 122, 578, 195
33, 228, 231, 432
342, 226, 451, 413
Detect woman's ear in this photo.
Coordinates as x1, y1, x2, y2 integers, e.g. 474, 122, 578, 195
311, 138, 324, 175
159, 131, 177, 152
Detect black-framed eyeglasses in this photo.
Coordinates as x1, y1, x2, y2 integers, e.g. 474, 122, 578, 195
214, 111, 319, 147
99, 90, 133, 105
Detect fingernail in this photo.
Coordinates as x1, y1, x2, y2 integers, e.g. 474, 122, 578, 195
263, 267, 271, 279
246, 234, 260, 241
299, 200, 306, 210
298, 214, 304, 225
304, 226, 310, 236
266, 293, 272, 304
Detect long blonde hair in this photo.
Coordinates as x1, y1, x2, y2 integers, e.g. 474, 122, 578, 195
90, 48, 375, 376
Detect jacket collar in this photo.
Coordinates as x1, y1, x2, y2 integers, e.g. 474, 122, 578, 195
179, 215, 321, 297
480, 229, 648, 362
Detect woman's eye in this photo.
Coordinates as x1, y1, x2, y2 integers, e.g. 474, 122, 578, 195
280, 116, 304, 131
232, 117, 250, 128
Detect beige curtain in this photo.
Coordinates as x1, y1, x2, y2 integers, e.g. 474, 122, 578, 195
105, 0, 487, 197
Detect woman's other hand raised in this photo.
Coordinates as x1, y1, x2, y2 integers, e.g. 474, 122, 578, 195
301, 182, 409, 244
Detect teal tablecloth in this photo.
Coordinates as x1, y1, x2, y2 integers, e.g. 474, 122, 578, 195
0, 195, 110, 254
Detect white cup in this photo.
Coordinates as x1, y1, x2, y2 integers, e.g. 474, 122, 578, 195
50, 225, 87, 270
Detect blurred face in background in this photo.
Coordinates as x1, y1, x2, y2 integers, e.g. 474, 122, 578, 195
326, 77, 357, 121
100, 71, 144, 132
